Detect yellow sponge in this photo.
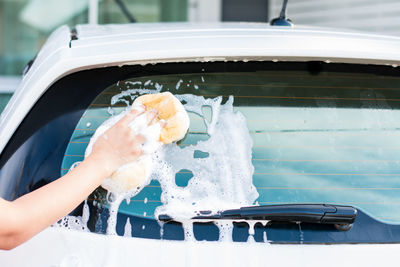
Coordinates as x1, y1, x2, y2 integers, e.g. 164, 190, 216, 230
134, 92, 190, 144
103, 157, 152, 193
98, 92, 190, 194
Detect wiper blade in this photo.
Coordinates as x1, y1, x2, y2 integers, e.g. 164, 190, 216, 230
158, 204, 357, 226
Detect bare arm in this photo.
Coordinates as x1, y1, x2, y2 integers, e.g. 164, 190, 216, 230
0, 107, 156, 250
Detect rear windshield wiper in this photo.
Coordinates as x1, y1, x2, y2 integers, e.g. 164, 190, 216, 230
159, 204, 357, 231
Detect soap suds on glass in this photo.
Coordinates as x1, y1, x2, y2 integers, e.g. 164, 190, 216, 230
175, 79, 183, 90
124, 218, 132, 237
62, 86, 261, 242
152, 94, 259, 241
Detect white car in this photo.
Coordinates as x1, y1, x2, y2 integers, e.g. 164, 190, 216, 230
1, 22, 400, 266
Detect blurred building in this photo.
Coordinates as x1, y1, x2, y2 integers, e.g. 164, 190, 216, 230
269, 0, 400, 36
0, 0, 190, 112
1, 0, 399, 112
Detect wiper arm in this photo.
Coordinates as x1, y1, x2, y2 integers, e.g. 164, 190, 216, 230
159, 204, 357, 230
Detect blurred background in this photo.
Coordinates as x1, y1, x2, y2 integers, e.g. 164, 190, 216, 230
1, 0, 400, 112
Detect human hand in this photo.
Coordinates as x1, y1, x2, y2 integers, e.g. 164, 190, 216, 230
89, 107, 159, 177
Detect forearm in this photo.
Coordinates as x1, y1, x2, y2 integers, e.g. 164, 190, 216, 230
0, 107, 147, 250
2, 154, 110, 249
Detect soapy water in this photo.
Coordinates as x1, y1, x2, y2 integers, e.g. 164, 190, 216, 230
151, 94, 259, 240
53, 216, 89, 232
124, 218, 132, 237
85, 104, 163, 195
53, 201, 90, 232
63, 85, 262, 241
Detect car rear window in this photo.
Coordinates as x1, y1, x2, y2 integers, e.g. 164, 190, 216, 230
2, 61, 400, 243
61, 62, 400, 235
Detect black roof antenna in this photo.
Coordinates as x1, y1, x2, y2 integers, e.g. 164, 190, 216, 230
270, 0, 293, 26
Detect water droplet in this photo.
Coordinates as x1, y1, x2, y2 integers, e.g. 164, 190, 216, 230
263, 231, 269, 243
69, 161, 81, 172
176, 79, 183, 90
298, 222, 304, 244
124, 218, 132, 237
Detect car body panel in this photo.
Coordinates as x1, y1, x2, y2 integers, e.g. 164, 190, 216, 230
0, 227, 399, 267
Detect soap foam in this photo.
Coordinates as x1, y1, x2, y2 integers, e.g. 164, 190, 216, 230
53, 216, 89, 232
152, 95, 259, 241
84, 102, 164, 234
111, 82, 162, 107
105, 92, 258, 241
124, 217, 132, 237
214, 221, 234, 242
106, 194, 124, 235
85, 104, 162, 195
61, 88, 259, 242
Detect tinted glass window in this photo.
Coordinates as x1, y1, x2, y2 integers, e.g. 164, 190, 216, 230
3, 62, 400, 243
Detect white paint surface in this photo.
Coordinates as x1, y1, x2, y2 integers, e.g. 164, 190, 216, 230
0, 227, 398, 267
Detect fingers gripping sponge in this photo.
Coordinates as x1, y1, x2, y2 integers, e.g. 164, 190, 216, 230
134, 92, 190, 144
85, 92, 189, 194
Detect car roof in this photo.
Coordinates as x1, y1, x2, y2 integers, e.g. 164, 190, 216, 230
1, 22, 400, 153
72, 22, 400, 66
